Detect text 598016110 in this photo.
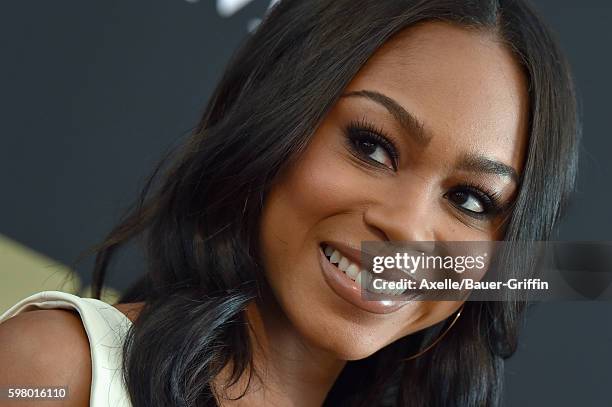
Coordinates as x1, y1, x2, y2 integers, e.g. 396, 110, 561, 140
1, 386, 68, 400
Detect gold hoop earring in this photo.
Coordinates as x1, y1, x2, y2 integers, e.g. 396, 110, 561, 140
402, 303, 465, 362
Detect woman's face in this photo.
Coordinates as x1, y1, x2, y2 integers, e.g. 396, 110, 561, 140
259, 22, 529, 360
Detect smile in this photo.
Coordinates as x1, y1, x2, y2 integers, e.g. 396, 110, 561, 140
318, 241, 412, 315
322, 243, 406, 296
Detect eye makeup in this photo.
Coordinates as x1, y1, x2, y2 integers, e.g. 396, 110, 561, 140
342, 116, 510, 220
443, 181, 506, 220
343, 117, 399, 171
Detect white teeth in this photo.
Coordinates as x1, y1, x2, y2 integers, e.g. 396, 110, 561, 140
329, 250, 341, 264
324, 244, 405, 296
324, 245, 361, 281
346, 264, 359, 279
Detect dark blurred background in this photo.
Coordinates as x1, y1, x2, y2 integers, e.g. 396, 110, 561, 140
0, 1, 610, 405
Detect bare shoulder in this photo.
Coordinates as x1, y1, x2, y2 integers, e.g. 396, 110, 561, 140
0, 309, 91, 406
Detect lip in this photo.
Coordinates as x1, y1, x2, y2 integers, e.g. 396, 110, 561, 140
318, 243, 410, 314
322, 240, 427, 291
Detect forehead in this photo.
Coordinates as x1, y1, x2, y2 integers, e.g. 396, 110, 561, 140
344, 21, 529, 173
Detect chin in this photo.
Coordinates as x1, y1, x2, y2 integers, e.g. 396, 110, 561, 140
290, 309, 401, 361
330, 340, 390, 361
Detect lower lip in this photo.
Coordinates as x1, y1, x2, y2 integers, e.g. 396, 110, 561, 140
318, 246, 410, 315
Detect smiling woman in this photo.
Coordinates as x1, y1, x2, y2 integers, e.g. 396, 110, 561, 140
0, 1, 579, 406
258, 18, 528, 360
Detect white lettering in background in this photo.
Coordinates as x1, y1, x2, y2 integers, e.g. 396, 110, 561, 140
184, 0, 280, 16
185, 0, 280, 31
216, 0, 257, 17
172, 0, 278, 32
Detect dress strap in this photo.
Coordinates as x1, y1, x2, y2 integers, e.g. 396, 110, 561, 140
0, 290, 133, 407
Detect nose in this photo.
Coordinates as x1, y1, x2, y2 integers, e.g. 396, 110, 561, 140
363, 184, 437, 252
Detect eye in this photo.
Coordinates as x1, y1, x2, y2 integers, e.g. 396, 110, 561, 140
447, 190, 485, 213
354, 138, 394, 168
345, 118, 398, 170
444, 183, 504, 219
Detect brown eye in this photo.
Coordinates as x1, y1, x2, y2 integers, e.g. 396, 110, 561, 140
345, 119, 399, 171
447, 190, 485, 213
355, 139, 377, 155
352, 137, 395, 169
444, 183, 504, 220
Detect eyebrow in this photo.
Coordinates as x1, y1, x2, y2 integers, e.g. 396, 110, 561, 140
341, 89, 520, 184
456, 153, 520, 184
341, 89, 432, 147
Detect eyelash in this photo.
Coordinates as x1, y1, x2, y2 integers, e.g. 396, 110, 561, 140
345, 117, 400, 170
445, 181, 505, 219
343, 118, 505, 219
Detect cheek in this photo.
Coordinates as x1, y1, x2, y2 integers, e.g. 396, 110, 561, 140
258, 130, 347, 290
262, 129, 369, 237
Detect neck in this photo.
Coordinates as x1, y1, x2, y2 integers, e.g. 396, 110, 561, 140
214, 298, 345, 407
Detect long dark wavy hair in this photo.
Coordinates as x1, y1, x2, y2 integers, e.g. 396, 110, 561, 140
86, 0, 580, 406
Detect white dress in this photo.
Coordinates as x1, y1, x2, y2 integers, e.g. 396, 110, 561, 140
0, 290, 133, 407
